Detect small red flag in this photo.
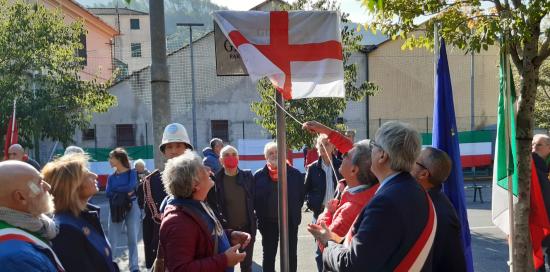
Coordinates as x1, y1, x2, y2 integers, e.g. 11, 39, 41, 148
3, 114, 18, 160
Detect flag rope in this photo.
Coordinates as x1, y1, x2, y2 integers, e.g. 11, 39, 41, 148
268, 94, 341, 192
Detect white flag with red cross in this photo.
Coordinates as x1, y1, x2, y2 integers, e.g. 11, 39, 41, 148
213, 10, 345, 100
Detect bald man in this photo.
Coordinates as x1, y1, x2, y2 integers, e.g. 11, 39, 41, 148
7, 144, 41, 171
0, 160, 62, 272
411, 147, 466, 271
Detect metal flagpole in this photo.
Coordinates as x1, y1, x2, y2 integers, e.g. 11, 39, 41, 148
504, 37, 515, 272
434, 23, 439, 86
10, 98, 16, 144
275, 91, 290, 272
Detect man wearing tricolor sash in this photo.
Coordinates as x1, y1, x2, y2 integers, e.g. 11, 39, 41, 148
313, 121, 437, 271
0, 160, 64, 272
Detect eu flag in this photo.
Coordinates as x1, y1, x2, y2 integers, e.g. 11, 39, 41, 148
432, 38, 474, 272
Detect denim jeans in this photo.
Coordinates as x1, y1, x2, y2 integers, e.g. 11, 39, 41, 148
109, 199, 140, 271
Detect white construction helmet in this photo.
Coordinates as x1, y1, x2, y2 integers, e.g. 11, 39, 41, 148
159, 123, 193, 152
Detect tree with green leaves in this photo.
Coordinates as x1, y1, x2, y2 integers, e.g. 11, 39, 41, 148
362, 0, 549, 269
251, 0, 379, 150
0, 0, 116, 160
535, 61, 550, 129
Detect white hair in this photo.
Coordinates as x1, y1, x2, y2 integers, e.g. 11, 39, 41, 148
162, 151, 203, 198
133, 159, 146, 168
220, 145, 238, 157
375, 121, 421, 172
263, 142, 277, 158
64, 146, 85, 156
533, 134, 550, 145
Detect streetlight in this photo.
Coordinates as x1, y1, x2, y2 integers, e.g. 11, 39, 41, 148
176, 22, 204, 149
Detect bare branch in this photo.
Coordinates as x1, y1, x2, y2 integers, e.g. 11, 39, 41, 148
534, 36, 550, 67
510, 0, 523, 9
510, 42, 524, 74
542, 86, 550, 100
491, 0, 504, 12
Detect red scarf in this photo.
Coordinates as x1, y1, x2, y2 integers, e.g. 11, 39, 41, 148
267, 163, 278, 182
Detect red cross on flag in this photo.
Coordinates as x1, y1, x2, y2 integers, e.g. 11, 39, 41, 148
213, 11, 345, 100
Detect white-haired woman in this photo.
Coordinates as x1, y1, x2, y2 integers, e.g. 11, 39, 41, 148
159, 150, 251, 272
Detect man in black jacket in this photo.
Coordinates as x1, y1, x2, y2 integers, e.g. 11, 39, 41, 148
207, 145, 256, 272
254, 142, 305, 272
411, 147, 466, 271
305, 134, 343, 221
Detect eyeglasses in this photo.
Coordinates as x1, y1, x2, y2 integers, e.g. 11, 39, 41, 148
369, 140, 383, 151
415, 161, 431, 176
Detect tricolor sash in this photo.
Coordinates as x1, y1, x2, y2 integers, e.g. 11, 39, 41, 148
394, 191, 437, 272
343, 191, 437, 271
0, 226, 65, 272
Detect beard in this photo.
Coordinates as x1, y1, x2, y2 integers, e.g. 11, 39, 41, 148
28, 192, 54, 216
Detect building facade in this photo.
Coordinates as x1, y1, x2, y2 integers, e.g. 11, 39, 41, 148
31, 0, 118, 82
88, 7, 151, 75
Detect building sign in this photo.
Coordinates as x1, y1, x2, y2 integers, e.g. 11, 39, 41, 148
214, 22, 249, 76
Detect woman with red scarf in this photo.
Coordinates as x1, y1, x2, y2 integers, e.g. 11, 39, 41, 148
253, 142, 305, 272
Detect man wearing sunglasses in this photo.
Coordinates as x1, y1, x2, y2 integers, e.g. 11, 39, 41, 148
411, 147, 466, 271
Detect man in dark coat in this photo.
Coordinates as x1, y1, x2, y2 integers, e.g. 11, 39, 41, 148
138, 123, 193, 269
254, 141, 305, 272
532, 134, 550, 272
313, 121, 436, 271
7, 144, 41, 171
206, 145, 256, 272
305, 134, 343, 220
411, 147, 466, 271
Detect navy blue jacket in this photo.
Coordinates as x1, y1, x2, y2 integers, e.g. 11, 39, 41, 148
323, 172, 433, 272
304, 157, 342, 215
203, 148, 222, 174
254, 164, 305, 226
207, 168, 257, 236
52, 204, 118, 272
428, 185, 466, 271
139, 170, 168, 220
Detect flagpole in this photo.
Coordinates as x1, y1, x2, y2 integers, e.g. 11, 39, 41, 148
275, 91, 290, 272
434, 24, 439, 76
10, 98, 16, 145
504, 39, 515, 272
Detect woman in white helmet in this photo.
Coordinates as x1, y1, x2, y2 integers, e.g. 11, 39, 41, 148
138, 123, 194, 269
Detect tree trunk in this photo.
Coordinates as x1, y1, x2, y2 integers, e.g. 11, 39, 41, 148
513, 41, 539, 271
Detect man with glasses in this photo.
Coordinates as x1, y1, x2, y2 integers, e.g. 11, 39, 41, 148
411, 147, 466, 271
531, 134, 550, 272
317, 121, 436, 271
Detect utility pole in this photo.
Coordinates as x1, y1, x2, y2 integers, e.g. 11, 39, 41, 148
176, 23, 204, 150
149, 0, 170, 169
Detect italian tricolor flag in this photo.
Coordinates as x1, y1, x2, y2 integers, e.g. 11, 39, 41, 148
491, 48, 518, 236
490, 44, 550, 270
57, 145, 154, 189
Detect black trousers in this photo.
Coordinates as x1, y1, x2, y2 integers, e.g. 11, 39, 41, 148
258, 219, 299, 272
142, 216, 160, 269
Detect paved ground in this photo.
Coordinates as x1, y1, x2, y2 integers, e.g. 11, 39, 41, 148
92, 179, 509, 271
